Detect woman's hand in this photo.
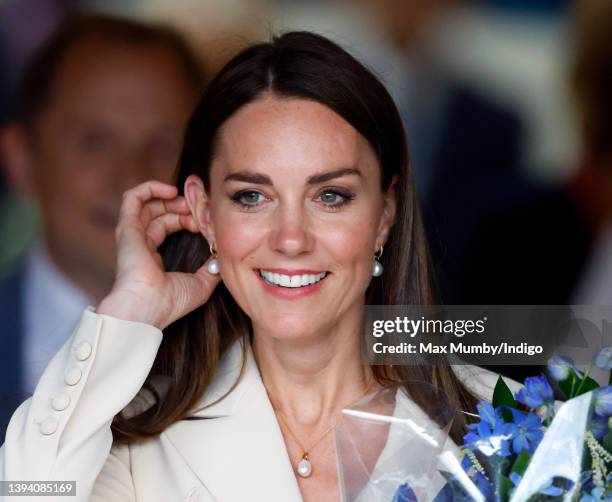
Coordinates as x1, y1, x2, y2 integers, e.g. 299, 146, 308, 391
97, 180, 221, 330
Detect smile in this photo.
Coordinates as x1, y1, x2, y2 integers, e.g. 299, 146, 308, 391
258, 269, 329, 288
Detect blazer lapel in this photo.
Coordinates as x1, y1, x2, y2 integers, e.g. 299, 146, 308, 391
163, 340, 303, 501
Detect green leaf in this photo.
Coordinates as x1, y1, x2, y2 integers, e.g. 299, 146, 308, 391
558, 372, 578, 399
574, 376, 599, 397
495, 474, 513, 502
493, 376, 517, 410
510, 450, 532, 477
559, 372, 599, 399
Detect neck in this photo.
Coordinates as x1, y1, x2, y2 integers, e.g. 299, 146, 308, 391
252, 302, 372, 427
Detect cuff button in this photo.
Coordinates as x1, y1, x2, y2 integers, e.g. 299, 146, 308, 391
40, 417, 59, 435
51, 393, 71, 411
74, 341, 92, 361
64, 367, 82, 386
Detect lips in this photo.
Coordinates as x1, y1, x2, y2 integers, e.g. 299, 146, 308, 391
258, 269, 328, 288
254, 268, 330, 299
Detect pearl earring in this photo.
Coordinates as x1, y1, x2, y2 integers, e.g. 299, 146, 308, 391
207, 241, 220, 275
372, 245, 384, 277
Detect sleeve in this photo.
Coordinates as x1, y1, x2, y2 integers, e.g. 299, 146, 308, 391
0, 307, 162, 502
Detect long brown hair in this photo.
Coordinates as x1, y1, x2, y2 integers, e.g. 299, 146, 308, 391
111, 31, 477, 443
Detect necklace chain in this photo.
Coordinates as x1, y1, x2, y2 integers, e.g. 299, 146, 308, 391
273, 378, 375, 461
275, 412, 335, 460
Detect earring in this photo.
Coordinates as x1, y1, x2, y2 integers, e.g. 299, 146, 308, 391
207, 241, 220, 275
372, 245, 384, 277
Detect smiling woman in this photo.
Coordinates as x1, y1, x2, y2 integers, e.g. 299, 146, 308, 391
0, 31, 484, 502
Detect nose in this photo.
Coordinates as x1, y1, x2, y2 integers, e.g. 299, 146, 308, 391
270, 202, 314, 257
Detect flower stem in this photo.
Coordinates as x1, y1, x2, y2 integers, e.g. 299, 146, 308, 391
574, 363, 592, 396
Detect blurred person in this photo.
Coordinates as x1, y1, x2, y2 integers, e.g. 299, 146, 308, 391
460, 0, 612, 308
570, 0, 612, 306
364, 0, 586, 386
0, 0, 80, 266
433, 0, 612, 387
0, 13, 204, 438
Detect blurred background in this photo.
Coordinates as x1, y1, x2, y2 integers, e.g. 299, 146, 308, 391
1, 0, 611, 308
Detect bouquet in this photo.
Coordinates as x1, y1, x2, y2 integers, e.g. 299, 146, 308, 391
431, 347, 612, 502
335, 348, 612, 501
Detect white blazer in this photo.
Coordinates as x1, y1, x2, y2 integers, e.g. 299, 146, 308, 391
0, 309, 512, 502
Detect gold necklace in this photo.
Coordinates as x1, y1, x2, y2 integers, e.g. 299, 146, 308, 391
273, 379, 375, 478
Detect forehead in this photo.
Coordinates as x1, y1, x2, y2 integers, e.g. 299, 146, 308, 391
214, 96, 378, 176
44, 37, 196, 119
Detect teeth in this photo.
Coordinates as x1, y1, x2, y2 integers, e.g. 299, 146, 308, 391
259, 270, 327, 288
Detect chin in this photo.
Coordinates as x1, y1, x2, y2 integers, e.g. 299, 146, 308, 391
258, 315, 330, 340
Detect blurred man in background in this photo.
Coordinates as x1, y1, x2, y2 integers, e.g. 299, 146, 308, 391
0, 14, 204, 438
570, 0, 612, 305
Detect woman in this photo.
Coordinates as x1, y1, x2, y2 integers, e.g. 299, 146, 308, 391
1, 32, 502, 501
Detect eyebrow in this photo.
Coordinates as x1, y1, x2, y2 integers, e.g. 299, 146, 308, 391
223, 167, 362, 185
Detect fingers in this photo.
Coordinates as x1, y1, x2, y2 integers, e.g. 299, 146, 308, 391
124, 180, 178, 211
114, 182, 179, 263
145, 213, 199, 251
179, 259, 223, 312
118, 180, 178, 229
140, 197, 190, 228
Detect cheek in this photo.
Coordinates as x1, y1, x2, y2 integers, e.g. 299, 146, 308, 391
213, 211, 265, 268
321, 218, 377, 277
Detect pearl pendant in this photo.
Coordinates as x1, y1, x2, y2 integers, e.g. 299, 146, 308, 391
297, 457, 312, 478
372, 260, 383, 277
207, 258, 220, 274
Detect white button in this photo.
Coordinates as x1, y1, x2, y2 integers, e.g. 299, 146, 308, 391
40, 417, 58, 435
64, 367, 82, 386
74, 341, 92, 361
51, 393, 71, 411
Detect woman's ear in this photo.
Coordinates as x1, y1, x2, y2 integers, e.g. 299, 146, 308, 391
375, 175, 398, 249
184, 174, 215, 243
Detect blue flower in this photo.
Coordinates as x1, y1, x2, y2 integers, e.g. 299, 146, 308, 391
504, 409, 544, 454
594, 347, 612, 370
509, 473, 564, 497
579, 486, 609, 502
515, 374, 554, 409
433, 472, 494, 502
392, 483, 418, 502
548, 355, 578, 381
589, 413, 610, 440
593, 386, 612, 418
471, 471, 495, 501
464, 402, 512, 457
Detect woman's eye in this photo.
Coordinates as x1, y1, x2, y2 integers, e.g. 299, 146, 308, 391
231, 189, 354, 211
231, 190, 265, 208
318, 189, 354, 209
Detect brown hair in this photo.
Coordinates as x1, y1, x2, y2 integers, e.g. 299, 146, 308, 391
571, 0, 612, 158
14, 13, 205, 129
111, 31, 477, 444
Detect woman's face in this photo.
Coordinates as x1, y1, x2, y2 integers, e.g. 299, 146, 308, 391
186, 96, 396, 340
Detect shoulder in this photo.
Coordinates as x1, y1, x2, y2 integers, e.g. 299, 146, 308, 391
452, 365, 523, 402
